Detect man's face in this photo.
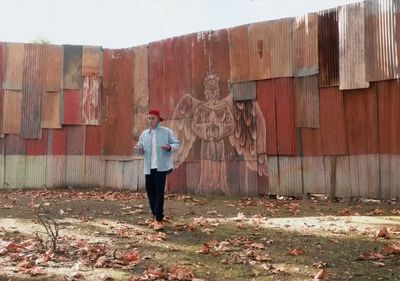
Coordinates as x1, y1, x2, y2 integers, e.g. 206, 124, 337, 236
148, 114, 159, 128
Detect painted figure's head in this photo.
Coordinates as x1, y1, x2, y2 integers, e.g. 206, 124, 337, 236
204, 73, 220, 101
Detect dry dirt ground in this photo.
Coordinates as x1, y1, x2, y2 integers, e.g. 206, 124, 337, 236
0, 189, 399, 281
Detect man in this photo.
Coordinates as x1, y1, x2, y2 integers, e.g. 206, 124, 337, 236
134, 109, 180, 231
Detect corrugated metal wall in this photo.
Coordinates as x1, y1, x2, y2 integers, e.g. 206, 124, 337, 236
1, 0, 400, 200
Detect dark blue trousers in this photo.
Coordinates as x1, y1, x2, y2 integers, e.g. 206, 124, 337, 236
145, 169, 169, 222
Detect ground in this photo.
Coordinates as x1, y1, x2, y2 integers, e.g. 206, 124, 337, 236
0, 189, 399, 281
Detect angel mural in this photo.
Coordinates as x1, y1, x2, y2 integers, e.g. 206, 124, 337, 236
170, 73, 268, 195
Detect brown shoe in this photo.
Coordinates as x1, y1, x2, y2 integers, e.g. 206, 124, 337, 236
153, 220, 164, 231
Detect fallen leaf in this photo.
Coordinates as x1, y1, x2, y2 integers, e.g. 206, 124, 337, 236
314, 269, 329, 280
168, 264, 194, 281
376, 227, 390, 239
288, 248, 305, 256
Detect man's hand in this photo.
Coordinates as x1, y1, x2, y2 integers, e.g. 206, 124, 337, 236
161, 144, 172, 151
134, 145, 144, 154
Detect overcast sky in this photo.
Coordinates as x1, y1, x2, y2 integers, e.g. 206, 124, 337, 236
0, 0, 360, 48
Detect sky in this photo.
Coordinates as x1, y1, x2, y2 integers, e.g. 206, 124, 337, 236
0, 0, 361, 48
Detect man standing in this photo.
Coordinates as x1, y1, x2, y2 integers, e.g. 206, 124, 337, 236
134, 109, 180, 231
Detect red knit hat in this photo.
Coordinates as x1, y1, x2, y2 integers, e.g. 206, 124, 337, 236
148, 109, 164, 121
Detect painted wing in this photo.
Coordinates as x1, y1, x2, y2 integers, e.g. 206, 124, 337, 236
226, 94, 268, 176
170, 94, 202, 168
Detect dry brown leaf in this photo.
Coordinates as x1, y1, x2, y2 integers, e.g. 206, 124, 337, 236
168, 264, 194, 281
313, 269, 329, 280
376, 227, 390, 239
288, 248, 305, 256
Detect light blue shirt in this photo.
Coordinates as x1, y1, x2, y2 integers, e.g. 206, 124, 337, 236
136, 124, 180, 175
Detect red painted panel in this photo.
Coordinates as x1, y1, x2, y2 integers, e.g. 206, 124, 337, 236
320, 87, 347, 155
85, 125, 102, 155
344, 86, 378, 155
82, 76, 101, 125
0, 43, 4, 135
256, 79, 277, 155
21, 44, 45, 139
5, 134, 25, 155
167, 164, 186, 194
159, 35, 191, 119
228, 24, 250, 83
50, 128, 67, 155
301, 128, 323, 156
275, 78, 298, 155
377, 80, 400, 154
101, 48, 134, 156
26, 129, 48, 155
67, 125, 85, 155
209, 29, 230, 98
148, 41, 164, 114
63, 89, 82, 125
190, 32, 209, 100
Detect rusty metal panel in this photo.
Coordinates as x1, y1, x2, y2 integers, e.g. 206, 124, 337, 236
67, 125, 85, 155
82, 46, 103, 76
3, 90, 22, 134
335, 155, 352, 198
41, 92, 61, 128
25, 155, 46, 188
365, 0, 399, 81
65, 155, 84, 187
209, 29, 231, 98
275, 78, 298, 155
26, 129, 47, 155
62, 89, 82, 125
301, 128, 323, 156
379, 154, 391, 199
4, 155, 25, 188
389, 154, 400, 198
185, 162, 200, 194
293, 13, 319, 77
377, 80, 400, 154
82, 76, 101, 125
248, 18, 294, 80
132, 45, 149, 145
148, 41, 165, 113
191, 32, 209, 101
0, 139, 4, 188
294, 75, 320, 128
344, 86, 378, 155
228, 24, 250, 83
49, 128, 67, 155
227, 160, 257, 196
46, 129, 66, 187
231, 81, 256, 101
256, 79, 277, 155
320, 87, 347, 155
84, 156, 105, 187
45, 155, 66, 188
149, 35, 191, 119
302, 156, 328, 194
123, 160, 141, 191
267, 156, 279, 195
85, 125, 101, 155
166, 164, 186, 194
257, 154, 269, 195
318, 8, 340, 87
101, 48, 134, 157
44, 44, 62, 92
21, 44, 44, 139
338, 2, 369, 90
0, 43, 4, 135
3, 43, 25, 90
226, 160, 240, 196
5, 134, 25, 155
4, 134, 26, 188
105, 160, 124, 189
278, 156, 303, 197
348, 154, 380, 198
63, 45, 83, 89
